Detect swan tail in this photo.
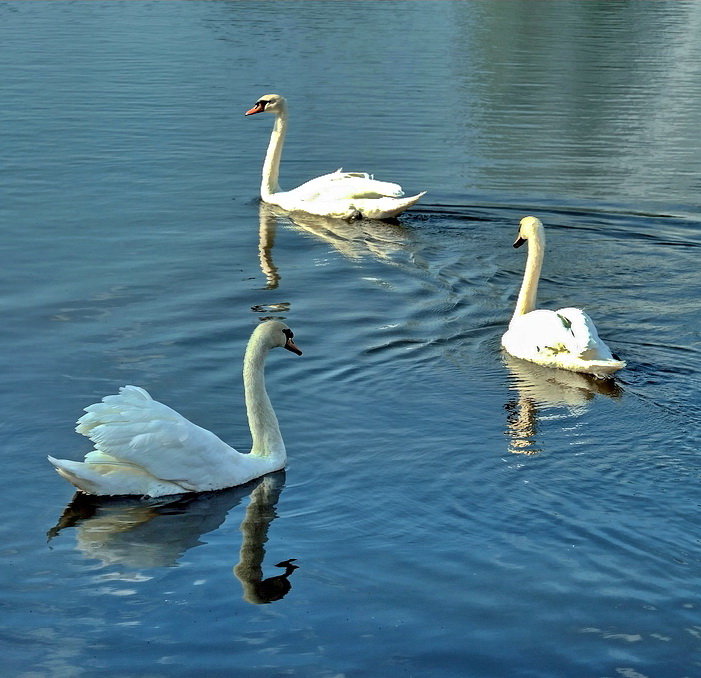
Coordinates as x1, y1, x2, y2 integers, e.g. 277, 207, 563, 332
48, 456, 101, 494
353, 191, 426, 220
548, 356, 626, 377
47, 455, 146, 495
47, 454, 190, 497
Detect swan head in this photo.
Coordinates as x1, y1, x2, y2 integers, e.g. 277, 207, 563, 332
254, 320, 302, 355
275, 558, 299, 572
513, 216, 544, 248
245, 94, 287, 116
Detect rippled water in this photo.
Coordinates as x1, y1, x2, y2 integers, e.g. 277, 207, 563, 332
2, 2, 700, 677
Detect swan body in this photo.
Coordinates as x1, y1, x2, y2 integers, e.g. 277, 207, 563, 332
48, 321, 302, 497
501, 216, 625, 377
245, 94, 425, 220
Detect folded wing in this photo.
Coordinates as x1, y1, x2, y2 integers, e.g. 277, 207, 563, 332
54, 386, 243, 493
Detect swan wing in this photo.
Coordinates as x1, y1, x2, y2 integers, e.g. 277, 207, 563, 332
74, 386, 244, 491
291, 170, 405, 201
274, 189, 426, 220
554, 307, 615, 360
504, 308, 614, 360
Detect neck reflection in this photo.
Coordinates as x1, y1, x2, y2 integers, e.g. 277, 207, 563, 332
234, 472, 298, 604
258, 203, 281, 289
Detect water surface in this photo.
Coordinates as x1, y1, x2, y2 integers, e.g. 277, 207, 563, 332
1, 2, 700, 677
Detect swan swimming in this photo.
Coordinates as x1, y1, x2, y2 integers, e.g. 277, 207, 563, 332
245, 93, 425, 220
48, 321, 302, 497
501, 216, 625, 377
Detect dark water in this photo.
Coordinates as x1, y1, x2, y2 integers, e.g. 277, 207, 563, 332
2, 2, 700, 677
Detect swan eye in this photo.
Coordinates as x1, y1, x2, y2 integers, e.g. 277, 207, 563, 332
282, 328, 294, 339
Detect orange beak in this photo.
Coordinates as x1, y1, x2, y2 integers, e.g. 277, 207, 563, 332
245, 102, 265, 116
284, 338, 302, 356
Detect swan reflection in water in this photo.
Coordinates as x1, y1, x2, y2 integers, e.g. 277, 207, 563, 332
503, 353, 622, 455
258, 202, 412, 286
48, 471, 297, 604
233, 472, 298, 604
258, 203, 281, 289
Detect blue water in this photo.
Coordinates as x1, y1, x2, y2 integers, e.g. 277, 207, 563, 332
1, 2, 700, 677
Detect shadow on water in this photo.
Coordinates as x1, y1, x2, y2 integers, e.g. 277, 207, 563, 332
48, 471, 297, 604
502, 352, 622, 455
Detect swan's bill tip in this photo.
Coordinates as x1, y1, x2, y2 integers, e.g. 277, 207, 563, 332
284, 340, 302, 356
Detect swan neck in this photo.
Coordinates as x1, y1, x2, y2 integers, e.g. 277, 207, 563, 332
261, 106, 287, 199
243, 335, 285, 459
512, 228, 545, 319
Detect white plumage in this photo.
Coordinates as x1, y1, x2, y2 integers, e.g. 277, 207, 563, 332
48, 321, 302, 497
245, 94, 425, 220
501, 216, 625, 377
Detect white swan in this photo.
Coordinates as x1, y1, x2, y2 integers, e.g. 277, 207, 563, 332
501, 216, 625, 377
48, 321, 302, 497
245, 94, 426, 220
